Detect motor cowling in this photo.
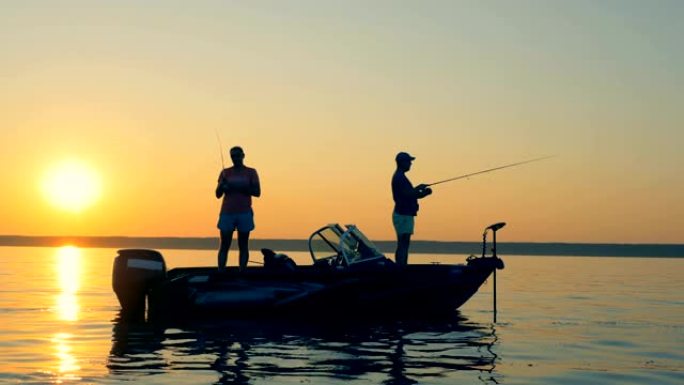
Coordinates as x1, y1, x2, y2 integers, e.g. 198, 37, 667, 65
112, 249, 166, 318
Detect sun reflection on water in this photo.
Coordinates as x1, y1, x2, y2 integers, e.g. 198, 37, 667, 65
55, 246, 81, 322
52, 246, 83, 383
52, 332, 81, 383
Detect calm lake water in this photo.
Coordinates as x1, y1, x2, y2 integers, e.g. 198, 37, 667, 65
0, 246, 681, 384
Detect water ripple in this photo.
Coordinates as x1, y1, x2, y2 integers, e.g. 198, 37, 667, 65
107, 314, 500, 384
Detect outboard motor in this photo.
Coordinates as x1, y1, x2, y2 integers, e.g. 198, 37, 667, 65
112, 249, 166, 319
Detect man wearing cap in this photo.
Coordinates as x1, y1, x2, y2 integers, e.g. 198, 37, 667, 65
392, 152, 433, 266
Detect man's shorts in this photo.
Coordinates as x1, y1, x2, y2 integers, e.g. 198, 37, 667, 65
217, 210, 255, 232
392, 212, 415, 235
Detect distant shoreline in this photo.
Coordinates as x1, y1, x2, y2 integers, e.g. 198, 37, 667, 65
0, 236, 682, 258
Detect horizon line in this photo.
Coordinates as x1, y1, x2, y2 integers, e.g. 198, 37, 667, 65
0, 234, 684, 246
1, 235, 682, 258
0, 234, 683, 246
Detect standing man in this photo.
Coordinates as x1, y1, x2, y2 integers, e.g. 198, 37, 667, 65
392, 152, 432, 266
216, 146, 261, 271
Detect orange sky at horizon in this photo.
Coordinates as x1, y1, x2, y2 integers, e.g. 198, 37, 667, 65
1, 2, 682, 244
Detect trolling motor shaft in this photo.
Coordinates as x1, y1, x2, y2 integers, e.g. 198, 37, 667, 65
482, 222, 506, 323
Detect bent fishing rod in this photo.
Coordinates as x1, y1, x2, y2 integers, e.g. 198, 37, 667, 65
427, 155, 554, 187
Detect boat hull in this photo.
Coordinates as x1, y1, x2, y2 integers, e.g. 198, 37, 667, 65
146, 257, 503, 320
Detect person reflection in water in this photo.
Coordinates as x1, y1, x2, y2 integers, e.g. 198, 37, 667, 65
216, 146, 261, 271
392, 152, 432, 266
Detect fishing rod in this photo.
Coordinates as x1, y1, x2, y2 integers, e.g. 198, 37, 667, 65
427, 155, 554, 187
214, 129, 226, 169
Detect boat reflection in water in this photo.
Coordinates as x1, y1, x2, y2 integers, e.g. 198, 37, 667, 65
108, 312, 500, 384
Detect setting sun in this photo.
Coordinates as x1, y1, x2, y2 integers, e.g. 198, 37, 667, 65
42, 160, 102, 213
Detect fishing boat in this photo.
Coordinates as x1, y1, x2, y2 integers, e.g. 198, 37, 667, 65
112, 222, 505, 320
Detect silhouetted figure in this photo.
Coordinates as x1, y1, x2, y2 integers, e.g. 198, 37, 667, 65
392, 152, 432, 266
216, 146, 261, 271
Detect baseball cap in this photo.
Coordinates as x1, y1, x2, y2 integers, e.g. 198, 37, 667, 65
395, 152, 415, 162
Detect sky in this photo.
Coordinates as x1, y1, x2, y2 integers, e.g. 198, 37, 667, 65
1, 1, 682, 243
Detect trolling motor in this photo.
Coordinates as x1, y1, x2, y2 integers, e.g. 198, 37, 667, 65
482, 222, 506, 322
482, 222, 506, 258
